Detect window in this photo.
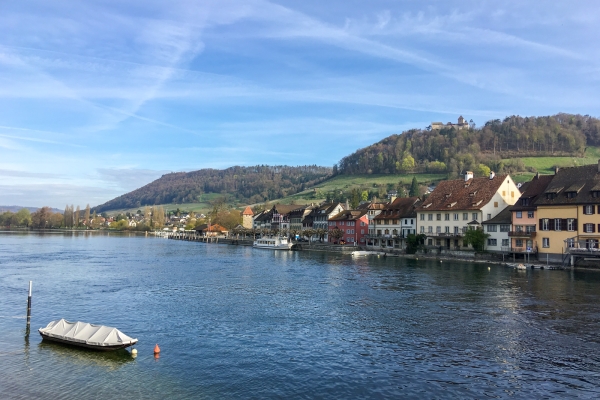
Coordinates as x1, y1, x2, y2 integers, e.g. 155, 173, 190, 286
567, 238, 575, 248
487, 214, 491, 220
436, 214, 442, 221
428, 239, 433, 245
411, 219, 414, 224
516, 211, 522, 218
516, 239, 524, 247
361, 222, 365, 226
502, 239, 509, 247
428, 226, 433, 233
436, 226, 441, 233
511, 191, 515, 198
487, 239, 497, 246
500, 225, 510, 232
428, 214, 433, 221
526, 225, 535, 233
420, 214, 425, 221
472, 213, 478, 221
554, 219, 561, 231
542, 219, 549, 231
347, 237, 354, 243
445, 226, 450, 233
527, 211, 534, 218
494, 202, 498, 207
584, 223, 595, 233
454, 226, 459, 234
487, 225, 497, 232
436, 239, 441, 246
463, 213, 468, 220
567, 219, 575, 231
340, 221, 344, 226
543, 238, 550, 248
454, 213, 459, 221
420, 226, 425, 233
445, 213, 450, 221
584, 205, 595, 215
361, 229, 364, 234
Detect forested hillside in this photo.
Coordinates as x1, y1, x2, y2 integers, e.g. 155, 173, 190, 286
337, 114, 600, 177
94, 165, 332, 212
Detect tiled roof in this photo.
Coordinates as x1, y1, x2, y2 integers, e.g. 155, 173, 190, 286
534, 163, 600, 206
357, 202, 388, 210
373, 197, 420, 221
510, 174, 553, 211
482, 206, 512, 224
242, 206, 254, 216
329, 209, 369, 221
272, 204, 307, 215
415, 175, 509, 212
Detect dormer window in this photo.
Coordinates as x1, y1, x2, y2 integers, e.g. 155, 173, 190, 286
546, 193, 557, 200
521, 198, 531, 206
592, 191, 600, 198
565, 191, 577, 199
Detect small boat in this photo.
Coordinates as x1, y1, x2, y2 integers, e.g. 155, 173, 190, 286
253, 237, 293, 250
351, 251, 384, 257
39, 319, 138, 351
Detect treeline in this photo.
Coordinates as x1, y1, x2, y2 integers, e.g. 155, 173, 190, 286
337, 113, 599, 176
95, 165, 332, 212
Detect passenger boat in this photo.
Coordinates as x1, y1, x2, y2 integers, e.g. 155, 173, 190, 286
39, 319, 138, 351
253, 237, 293, 250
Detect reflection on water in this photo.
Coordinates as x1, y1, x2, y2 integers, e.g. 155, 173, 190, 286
38, 341, 135, 370
0, 232, 600, 399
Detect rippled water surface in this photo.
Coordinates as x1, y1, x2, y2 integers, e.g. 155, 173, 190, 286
1, 232, 600, 399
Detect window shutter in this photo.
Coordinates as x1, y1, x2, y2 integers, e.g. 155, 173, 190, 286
574, 219, 578, 231
562, 219, 568, 230
549, 219, 555, 230
539, 219, 543, 230
593, 224, 597, 233
593, 206, 596, 215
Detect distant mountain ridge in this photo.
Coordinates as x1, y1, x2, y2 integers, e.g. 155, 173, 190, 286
0, 206, 63, 214
94, 165, 332, 212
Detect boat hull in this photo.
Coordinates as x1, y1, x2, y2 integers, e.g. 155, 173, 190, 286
39, 332, 137, 351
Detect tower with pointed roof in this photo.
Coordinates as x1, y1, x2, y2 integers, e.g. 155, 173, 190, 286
242, 206, 254, 229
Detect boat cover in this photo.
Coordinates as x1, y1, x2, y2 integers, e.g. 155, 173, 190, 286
39, 319, 137, 347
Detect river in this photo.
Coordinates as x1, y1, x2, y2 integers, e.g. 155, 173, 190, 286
1, 232, 599, 398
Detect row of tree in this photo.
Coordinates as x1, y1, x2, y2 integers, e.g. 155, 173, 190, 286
337, 113, 599, 176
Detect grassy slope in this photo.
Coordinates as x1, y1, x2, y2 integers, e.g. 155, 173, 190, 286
105, 147, 600, 215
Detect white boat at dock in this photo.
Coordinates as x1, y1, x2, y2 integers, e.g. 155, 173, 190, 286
351, 251, 385, 257
253, 237, 293, 250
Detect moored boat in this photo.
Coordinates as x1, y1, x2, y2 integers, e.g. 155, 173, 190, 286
39, 319, 138, 351
253, 237, 293, 250
351, 251, 384, 257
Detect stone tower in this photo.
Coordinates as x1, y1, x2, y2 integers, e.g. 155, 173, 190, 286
242, 206, 254, 229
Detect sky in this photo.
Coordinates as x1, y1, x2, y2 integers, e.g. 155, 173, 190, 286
1, 0, 599, 209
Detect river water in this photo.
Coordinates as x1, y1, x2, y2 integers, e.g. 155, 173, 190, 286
0, 232, 599, 399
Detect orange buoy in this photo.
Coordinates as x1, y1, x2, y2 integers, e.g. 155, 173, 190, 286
154, 344, 161, 354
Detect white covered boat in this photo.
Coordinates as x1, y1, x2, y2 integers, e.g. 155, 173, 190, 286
39, 319, 138, 351
351, 251, 384, 257
253, 237, 293, 250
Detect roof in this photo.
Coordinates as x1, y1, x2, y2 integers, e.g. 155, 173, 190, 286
534, 163, 600, 206
195, 223, 228, 232
373, 197, 421, 221
416, 175, 509, 212
509, 174, 553, 211
272, 203, 307, 215
242, 206, 254, 216
357, 202, 388, 211
482, 206, 512, 224
329, 209, 369, 221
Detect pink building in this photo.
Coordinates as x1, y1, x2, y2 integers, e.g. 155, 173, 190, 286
328, 209, 369, 245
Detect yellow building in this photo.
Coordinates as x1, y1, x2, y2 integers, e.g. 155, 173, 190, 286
534, 161, 600, 264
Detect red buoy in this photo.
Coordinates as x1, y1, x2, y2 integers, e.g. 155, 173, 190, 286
154, 344, 161, 354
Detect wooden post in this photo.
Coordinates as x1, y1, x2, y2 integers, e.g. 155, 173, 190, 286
26, 281, 32, 327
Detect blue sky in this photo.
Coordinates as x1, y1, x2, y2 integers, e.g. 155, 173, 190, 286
1, 0, 599, 208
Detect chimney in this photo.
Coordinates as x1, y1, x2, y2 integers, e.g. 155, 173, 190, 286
555, 166, 559, 175
465, 171, 473, 182
489, 171, 495, 180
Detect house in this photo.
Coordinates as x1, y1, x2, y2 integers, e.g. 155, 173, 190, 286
358, 201, 388, 236
310, 202, 345, 241
270, 204, 306, 232
288, 205, 316, 232
481, 206, 512, 253
195, 223, 228, 236
328, 209, 369, 245
368, 197, 420, 250
241, 206, 254, 229
415, 171, 520, 250
507, 174, 554, 257
533, 161, 600, 264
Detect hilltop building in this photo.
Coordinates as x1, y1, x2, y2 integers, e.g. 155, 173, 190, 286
431, 116, 469, 131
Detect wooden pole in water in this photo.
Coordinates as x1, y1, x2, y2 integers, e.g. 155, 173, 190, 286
26, 281, 32, 327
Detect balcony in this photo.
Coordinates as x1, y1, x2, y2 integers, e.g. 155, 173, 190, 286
427, 232, 464, 238
508, 231, 536, 238
501, 246, 538, 254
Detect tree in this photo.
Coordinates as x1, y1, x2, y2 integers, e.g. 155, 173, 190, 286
31, 207, 53, 229
406, 233, 426, 254
475, 164, 491, 177
350, 189, 360, 209
463, 228, 489, 252
361, 190, 369, 202
75, 206, 81, 228
84, 204, 91, 228
401, 154, 415, 171
409, 177, 419, 197
15, 208, 31, 227
329, 228, 345, 243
